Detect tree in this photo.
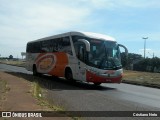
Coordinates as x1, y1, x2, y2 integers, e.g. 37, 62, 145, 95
121, 52, 143, 69
133, 57, 160, 72
151, 57, 160, 72
9, 55, 13, 59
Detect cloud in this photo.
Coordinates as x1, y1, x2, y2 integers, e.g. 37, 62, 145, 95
0, 0, 91, 43
0, 0, 160, 57
0, 0, 92, 57
1, 0, 159, 44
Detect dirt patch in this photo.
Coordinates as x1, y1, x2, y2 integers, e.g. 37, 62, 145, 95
0, 72, 42, 111
0, 72, 71, 120
0, 78, 7, 110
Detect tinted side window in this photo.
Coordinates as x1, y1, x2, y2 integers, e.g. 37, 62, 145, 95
72, 35, 85, 56
26, 42, 41, 53
33, 42, 41, 53
60, 37, 72, 55
51, 38, 59, 52
27, 36, 72, 54
26, 43, 31, 53
41, 40, 53, 53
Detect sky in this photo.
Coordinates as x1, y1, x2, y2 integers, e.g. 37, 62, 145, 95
0, 0, 160, 58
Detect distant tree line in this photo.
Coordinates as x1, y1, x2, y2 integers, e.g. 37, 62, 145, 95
0, 55, 13, 59
133, 57, 160, 72
121, 52, 160, 73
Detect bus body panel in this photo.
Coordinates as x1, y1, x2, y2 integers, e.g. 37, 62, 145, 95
26, 51, 123, 83
26, 31, 126, 84
26, 53, 39, 71
86, 67, 123, 83
27, 52, 68, 77
74, 59, 87, 81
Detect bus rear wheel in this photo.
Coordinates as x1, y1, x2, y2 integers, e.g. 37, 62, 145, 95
65, 68, 73, 81
33, 65, 39, 76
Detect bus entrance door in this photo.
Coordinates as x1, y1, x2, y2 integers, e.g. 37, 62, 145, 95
77, 60, 86, 81
75, 42, 87, 81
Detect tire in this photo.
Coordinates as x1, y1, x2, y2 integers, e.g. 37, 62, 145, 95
65, 68, 73, 81
94, 82, 101, 86
33, 65, 38, 76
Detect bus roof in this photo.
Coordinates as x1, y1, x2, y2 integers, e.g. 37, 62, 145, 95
28, 31, 116, 43
72, 31, 116, 41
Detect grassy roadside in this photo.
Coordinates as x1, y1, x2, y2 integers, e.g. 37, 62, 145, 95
0, 79, 6, 110
0, 59, 25, 67
123, 70, 160, 88
31, 80, 64, 111
31, 80, 80, 120
0, 77, 10, 110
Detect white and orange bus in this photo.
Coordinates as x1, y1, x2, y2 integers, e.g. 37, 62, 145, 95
26, 31, 128, 85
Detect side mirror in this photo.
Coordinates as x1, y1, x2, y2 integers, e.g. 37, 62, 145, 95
78, 39, 90, 52
118, 44, 128, 68
118, 44, 128, 56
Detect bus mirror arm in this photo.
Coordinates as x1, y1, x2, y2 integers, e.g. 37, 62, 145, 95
118, 44, 128, 56
78, 39, 90, 52
118, 44, 128, 68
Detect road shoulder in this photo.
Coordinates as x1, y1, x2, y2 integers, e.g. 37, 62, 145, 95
0, 71, 71, 120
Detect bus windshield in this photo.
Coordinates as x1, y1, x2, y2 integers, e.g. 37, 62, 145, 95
72, 35, 122, 70
89, 40, 121, 70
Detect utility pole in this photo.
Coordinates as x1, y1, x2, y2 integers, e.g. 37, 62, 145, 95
142, 37, 148, 58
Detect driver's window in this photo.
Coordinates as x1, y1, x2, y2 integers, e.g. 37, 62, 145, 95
79, 46, 85, 61
74, 42, 86, 62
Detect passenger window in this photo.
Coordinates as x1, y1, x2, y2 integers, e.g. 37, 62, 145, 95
60, 37, 72, 55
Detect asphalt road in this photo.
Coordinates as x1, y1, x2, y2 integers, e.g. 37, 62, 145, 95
0, 63, 31, 74
0, 63, 160, 120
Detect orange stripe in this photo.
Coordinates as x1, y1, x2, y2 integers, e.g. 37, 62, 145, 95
48, 52, 68, 77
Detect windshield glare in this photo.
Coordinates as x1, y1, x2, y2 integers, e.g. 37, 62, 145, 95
88, 40, 121, 70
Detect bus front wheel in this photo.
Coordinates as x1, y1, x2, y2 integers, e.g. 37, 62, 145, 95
65, 68, 73, 81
